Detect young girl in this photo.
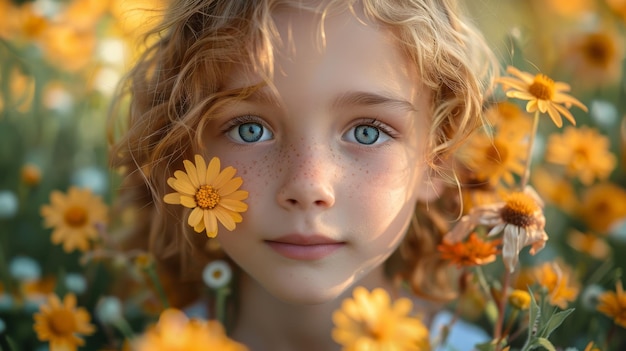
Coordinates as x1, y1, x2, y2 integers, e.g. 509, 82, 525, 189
109, 0, 498, 349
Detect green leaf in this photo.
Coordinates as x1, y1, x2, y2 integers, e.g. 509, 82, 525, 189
538, 308, 575, 338
534, 337, 557, 351
527, 287, 541, 341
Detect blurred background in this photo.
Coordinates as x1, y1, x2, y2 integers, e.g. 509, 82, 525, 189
0, 0, 625, 350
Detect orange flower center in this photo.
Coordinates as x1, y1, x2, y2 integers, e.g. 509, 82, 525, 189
49, 310, 77, 335
500, 192, 539, 228
528, 74, 555, 100
582, 33, 615, 68
486, 140, 509, 165
64, 206, 88, 228
196, 185, 220, 209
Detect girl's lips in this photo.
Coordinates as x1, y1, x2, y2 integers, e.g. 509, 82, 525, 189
265, 234, 345, 260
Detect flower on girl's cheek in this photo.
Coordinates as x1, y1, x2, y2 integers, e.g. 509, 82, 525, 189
163, 155, 248, 238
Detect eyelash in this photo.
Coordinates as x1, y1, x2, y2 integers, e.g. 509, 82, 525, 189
354, 118, 398, 139
220, 115, 268, 133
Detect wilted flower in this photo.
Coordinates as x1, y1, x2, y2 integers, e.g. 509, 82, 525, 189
445, 187, 548, 273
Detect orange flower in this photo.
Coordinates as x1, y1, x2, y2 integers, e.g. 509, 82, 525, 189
134, 308, 248, 351
459, 129, 527, 186
597, 281, 626, 328
332, 287, 430, 350
40, 187, 108, 253
497, 66, 587, 127
516, 261, 579, 309
545, 126, 616, 185
577, 182, 626, 233
33, 293, 96, 351
438, 233, 501, 267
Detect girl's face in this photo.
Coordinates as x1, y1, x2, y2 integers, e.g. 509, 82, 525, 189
206, 6, 433, 304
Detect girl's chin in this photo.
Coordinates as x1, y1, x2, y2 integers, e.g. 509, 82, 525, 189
259, 278, 353, 306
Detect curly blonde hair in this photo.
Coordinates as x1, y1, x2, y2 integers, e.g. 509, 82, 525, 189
109, 0, 498, 307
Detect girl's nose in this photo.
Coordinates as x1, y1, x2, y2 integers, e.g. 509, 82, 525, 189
276, 147, 337, 211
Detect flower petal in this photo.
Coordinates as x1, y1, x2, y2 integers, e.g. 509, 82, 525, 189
204, 210, 218, 237
163, 193, 181, 204
214, 166, 238, 189
214, 207, 237, 231
218, 177, 243, 196
195, 155, 207, 186
188, 207, 204, 228
219, 198, 248, 212
183, 159, 200, 188
205, 157, 221, 185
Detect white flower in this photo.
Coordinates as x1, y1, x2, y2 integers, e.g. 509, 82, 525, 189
65, 273, 87, 294
202, 260, 232, 289
0, 190, 18, 219
9, 256, 41, 282
96, 296, 124, 325
71, 166, 109, 195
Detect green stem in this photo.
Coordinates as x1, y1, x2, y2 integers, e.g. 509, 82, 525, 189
521, 111, 540, 189
494, 269, 511, 351
215, 287, 230, 326
145, 265, 170, 310
113, 317, 136, 342
474, 265, 492, 299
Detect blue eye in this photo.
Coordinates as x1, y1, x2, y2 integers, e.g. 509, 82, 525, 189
354, 125, 379, 145
227, 120, 273, 143
344, 123, 391, 145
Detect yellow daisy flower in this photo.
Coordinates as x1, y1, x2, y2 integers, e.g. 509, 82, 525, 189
567, 230, 610, 260
459, 130, 527, 187
40, 186, 108, 253
497, 66, 588, 128
164, 155, 248, 238
545, 126, 616, 185
134, 308, 248, 351
596, 280, 626, 328
485, 101, 533, 138
33, 293, 96, 351
533, 261, 579, 309
332, 286, 430, 351
445, 187, 548, 273
530, 166, 578, 214
563, 29, 623, 89
577, 182, 626, 233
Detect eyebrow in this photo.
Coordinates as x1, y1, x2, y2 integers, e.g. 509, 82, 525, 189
246, 88, 416, 112
331, 90, 417, 112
